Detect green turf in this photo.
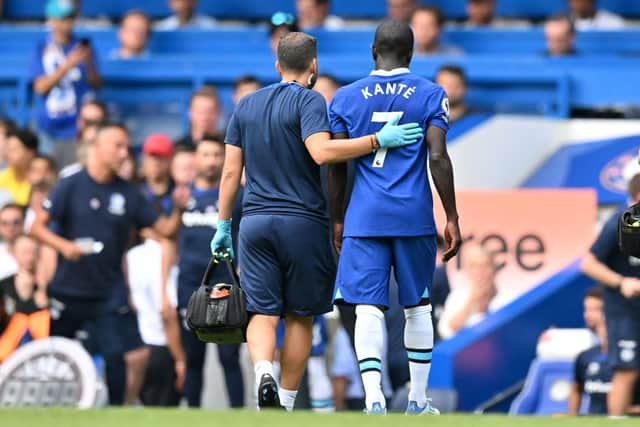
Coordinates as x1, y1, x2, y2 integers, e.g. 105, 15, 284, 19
0, 409, 637, 427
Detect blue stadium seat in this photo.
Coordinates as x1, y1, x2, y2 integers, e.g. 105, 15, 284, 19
509, 359, 574, 415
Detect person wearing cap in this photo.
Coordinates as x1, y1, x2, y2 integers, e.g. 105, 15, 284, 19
31, 0, 102, 163
0, 129, 39, 207
269, 12, 299, 55
141, 134, 175, 216
155, 0, 216, 30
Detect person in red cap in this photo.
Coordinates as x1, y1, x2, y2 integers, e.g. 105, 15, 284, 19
141, 134, 175, 216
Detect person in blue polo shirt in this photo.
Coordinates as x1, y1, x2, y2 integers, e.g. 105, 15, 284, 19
31, 0, 102, 160
210, 32, 422, 411
29, 122, 189, 405
176, 134, 244, 408
581, 173, 640, 417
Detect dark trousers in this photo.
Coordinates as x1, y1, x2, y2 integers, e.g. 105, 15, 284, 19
49, 294, 126, 405
140, 345, 182, 406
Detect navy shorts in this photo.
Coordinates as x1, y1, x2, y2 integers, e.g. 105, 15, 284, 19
334, 235, 436, 308
606, 308, 640, 371
238, 214, 336, 317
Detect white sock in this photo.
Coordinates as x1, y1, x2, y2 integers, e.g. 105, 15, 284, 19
355, 304, 386, 410
307, 356, 335, 412
278, 388, 297, 412
254, 360, 275, 390
404, 305, 434, 407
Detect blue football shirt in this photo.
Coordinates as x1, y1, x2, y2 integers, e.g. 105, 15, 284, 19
329, 68, 449, 237
44, 169, 159, 299
30, 36, 92, 140
225, 83, 331, 220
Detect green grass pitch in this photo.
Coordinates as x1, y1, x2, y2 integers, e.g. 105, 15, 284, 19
0, 409, 637, 427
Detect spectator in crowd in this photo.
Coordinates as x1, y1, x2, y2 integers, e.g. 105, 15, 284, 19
465, 0, 496, 27
0, 204, 24, 280
59, 121, 99, 178
31, 0, 101, 159
29, 122, 190, 405
112, 10, 152, 60
314, 74, 340, 104
156, 0, 215, 30
117, 147, 139, 182
569, 0, 625, 30
568, 287, 610, 415
0, 129, 38, 207
269, 12, 299, 55
141, 134, 174, 215
177, 134, 244, 407
435, 65, 469, 124
175, 86, 221, 150
580, 173, 640, 417
127, 237, 183, 406
544, 15, 577, 57
0, 119, 17, 170
438, 245, 512, 339
296, 0, 344, 31
0, 234, 49, 362
171, 145, 196, 187
387, 0, 417, 23
411, 6, 463, 56
77, 99, 107, 134
28, 155, 58, 188
232, 76, 262, 106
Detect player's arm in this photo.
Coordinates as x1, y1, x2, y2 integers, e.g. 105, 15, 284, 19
328, 132, 349, 254
218, 144, 244, 221
426, 126, 461, 262
29, 209, 84, 261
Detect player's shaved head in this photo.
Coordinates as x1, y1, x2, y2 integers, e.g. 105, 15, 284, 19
372, 20, 414, 67
277, 32, 317, 73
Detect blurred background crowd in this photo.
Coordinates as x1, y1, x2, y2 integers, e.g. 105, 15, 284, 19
1, 0, 640, 415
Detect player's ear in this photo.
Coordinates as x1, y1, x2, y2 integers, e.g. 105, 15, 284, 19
371, 44, 378, 61
275, 60, 282, 77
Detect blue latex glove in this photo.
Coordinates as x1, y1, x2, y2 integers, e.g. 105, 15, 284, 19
210, 219, 234, 261
375, 114, 423, 149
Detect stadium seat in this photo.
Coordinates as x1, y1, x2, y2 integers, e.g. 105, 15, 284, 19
509, 359, 573, 415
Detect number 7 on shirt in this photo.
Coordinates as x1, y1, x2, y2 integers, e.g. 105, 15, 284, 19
371, 111, 404, 168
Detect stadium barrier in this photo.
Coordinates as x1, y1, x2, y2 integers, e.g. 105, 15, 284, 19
430, 261, 595, 412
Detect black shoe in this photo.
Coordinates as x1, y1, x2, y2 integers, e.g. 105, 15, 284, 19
258, 373, 281, 409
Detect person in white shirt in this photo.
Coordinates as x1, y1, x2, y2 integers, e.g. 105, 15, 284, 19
155, 0, 215, 30
438, 245, 512, 339
127, 238, 185, 406
0, 204, 24, 280
569, 0, 625, 30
